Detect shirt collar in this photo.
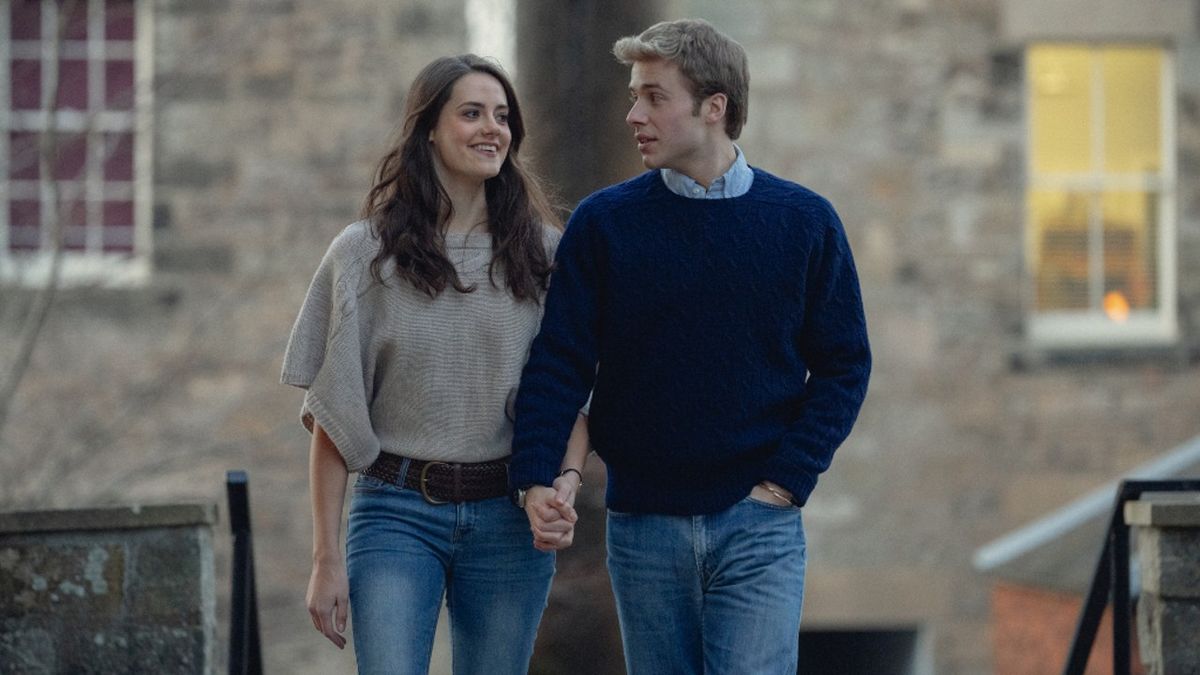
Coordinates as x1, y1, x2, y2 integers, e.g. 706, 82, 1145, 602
660, 145, 754, 199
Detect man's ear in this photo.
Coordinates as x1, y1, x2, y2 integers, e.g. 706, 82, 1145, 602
703, 92, 728, 126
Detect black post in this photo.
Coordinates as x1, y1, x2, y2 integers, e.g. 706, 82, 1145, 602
1111, 502, 1131, 675
227, 470, 263, 675
1062, 479, 1200, 675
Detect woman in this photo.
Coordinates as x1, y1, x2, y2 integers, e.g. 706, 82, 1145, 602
281, 55, 589, 674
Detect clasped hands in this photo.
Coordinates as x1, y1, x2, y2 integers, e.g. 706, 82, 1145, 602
522, 476, 791, 551
524, 473, 581, 552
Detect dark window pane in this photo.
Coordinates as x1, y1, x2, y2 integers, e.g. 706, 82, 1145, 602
103, 200, 133, 227
105, 60, 134, 110
56, 59, 89, 110
53, 134, 87, 180
9, 131, 41, 180
103, 201, 135, 252
60, 0, 88, 40
105, 0, 135, 40
11, 0, 41, 40
63, 226, 88, 250
11, 60, 41, 110
9, 199, 40, 227
61, 198, 88, 250
102, 225, 134, 252
8, 200, 41, 250
103, 132, 134, 181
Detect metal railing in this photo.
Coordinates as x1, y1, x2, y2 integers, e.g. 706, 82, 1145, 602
227, 470, 263, 675
1062, 478, 1200, 675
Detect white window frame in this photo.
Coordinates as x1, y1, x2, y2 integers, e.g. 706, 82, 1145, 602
1024, 43, 1178, 349
0, 0, 154, 287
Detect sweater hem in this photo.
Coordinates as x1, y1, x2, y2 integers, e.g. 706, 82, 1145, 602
303, 391, 380, 473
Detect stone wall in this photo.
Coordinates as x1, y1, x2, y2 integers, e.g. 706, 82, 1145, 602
0, 3, 470, 671
1128, 493, 1200, 675
2, 1, 1199, 673
0, 504, 217, 674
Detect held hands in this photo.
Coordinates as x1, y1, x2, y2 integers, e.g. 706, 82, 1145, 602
307, 558, 350, 649
525, 474, 581, 552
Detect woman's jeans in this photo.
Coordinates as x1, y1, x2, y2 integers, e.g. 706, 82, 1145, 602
607, 495, 807, 675
346, 473, 555, 675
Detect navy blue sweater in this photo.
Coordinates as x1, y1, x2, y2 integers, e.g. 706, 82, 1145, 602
510, 169, 871, 514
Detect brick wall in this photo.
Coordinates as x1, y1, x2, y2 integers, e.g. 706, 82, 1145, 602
991, 581, 1146, 675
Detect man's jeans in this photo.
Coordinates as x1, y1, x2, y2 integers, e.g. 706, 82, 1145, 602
607, 495, 806, 675
346, 472, 555, 675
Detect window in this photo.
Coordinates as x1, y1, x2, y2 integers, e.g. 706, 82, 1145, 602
1, 0, 151, 286
1025, 44, 1176, 347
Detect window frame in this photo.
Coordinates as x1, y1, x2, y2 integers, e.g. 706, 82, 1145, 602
0, 0, 154, 287
1023, 42, 1178, 349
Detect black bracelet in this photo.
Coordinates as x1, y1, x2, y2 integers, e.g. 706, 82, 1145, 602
558, 468, 583, 486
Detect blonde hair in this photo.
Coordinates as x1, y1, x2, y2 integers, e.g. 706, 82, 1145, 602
613, 19, 749, 140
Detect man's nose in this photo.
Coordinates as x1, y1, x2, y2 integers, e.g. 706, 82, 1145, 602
626, 102, 645, 128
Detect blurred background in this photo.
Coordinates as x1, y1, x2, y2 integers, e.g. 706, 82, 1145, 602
2, 0, 1199, 673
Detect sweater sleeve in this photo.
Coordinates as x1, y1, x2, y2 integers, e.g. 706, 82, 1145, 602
509, 207, 602, 489
762, 204, 871, 506
280, 228, 382, 472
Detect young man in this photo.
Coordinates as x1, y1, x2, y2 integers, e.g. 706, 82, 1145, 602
510, 18, 871, 673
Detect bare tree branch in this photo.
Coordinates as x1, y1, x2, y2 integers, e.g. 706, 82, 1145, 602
0, 1, 78, 439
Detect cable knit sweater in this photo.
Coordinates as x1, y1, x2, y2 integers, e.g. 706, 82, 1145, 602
510, 169, 871, 514
281, 220, 559, 471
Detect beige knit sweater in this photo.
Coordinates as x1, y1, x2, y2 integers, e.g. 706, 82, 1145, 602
281, 220, 559, 471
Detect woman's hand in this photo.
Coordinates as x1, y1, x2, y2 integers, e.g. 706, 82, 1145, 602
525, 485, 578, 552
307, 557, 350, 649
552, 470, 581, 507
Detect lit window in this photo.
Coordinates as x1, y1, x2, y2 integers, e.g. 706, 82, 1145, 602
1025, 44, 1176, 347
1, 0, 151, 286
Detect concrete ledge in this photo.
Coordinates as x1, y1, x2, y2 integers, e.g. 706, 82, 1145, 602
0, 503, 217, 673
1125, 492, 1200, 528
0, 504, 218, 535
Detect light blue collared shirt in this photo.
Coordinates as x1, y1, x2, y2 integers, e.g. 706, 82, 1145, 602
660, 145, 754, 199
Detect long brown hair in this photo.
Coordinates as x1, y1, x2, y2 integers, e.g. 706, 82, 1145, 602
361, 55, 560, 300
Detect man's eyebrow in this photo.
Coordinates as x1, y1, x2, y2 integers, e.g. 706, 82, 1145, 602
630, 83, 666, 93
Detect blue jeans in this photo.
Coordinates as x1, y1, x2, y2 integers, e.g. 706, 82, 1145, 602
346, 472, 555, 675
606, 495, 806, 675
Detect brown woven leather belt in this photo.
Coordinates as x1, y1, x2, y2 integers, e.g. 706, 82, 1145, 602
361, 453, 510, 505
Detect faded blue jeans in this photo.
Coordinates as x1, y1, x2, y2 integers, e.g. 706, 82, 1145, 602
346, 472, 554, 675
606, 495, 806, 675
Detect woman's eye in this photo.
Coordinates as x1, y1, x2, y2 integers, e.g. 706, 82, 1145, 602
497, 114, 509, 124
464, 109, 479, 118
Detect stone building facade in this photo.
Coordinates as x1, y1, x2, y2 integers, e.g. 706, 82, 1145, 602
2, 0, 1199, 672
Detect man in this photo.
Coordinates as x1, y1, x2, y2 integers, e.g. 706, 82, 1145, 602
510, 18, 871, 674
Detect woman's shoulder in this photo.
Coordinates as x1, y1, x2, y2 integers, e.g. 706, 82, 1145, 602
311, 220, 382, 295
327, 220, 381, 262
321, 220, 380, 274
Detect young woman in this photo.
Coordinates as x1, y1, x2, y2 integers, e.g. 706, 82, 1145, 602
281, 55, 588, 675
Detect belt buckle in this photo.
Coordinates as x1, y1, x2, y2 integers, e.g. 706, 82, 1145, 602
419, 461, 451, 505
